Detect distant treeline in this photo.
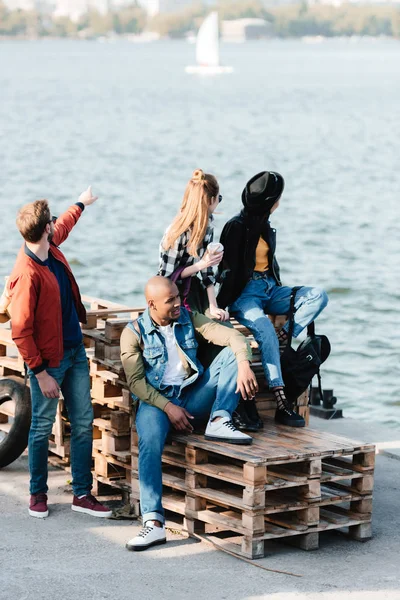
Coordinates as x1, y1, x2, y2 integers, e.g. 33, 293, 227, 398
1, 0, 400, 38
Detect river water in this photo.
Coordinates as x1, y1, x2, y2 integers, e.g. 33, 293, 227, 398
0, 37, 399, 426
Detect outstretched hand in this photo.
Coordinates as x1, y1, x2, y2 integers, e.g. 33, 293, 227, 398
236, 361, 258, 401
78, 185, 98, 206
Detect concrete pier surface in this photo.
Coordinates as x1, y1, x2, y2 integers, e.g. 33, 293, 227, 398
1, 416, 399, 600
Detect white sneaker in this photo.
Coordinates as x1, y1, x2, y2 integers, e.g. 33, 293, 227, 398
205, 416, 253, 445
126, 521, 167, 552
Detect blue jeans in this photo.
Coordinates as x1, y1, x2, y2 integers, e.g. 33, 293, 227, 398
28, 342, 93, 496
230, 274, 328, 388
135, 346, 240, 524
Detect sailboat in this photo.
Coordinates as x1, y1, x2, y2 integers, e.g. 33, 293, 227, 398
185, 12, 233, 75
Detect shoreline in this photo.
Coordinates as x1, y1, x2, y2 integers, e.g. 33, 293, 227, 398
1, 34, 399, 42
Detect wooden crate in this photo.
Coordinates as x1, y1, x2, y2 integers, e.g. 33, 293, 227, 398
0, 297, 376, 560
84, 308, 310, 505
129, 419, 374, 559
1, 299, 309, 509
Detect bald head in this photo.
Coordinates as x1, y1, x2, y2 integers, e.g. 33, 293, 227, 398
145, 276, 177, 301
145, 276, 181, 325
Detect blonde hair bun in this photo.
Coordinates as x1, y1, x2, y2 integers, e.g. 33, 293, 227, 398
192, 169, 205, 183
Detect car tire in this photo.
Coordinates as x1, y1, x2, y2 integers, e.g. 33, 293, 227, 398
0, 376, 31, 468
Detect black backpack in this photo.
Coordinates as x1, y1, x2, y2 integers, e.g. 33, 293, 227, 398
280, 287, 331, 403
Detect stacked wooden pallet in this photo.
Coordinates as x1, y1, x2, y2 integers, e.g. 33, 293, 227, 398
82, 307, 310, 500
0, 295, 376, 560
130, 423, 375, 559
0, 297, 308, 484
81, 300, 141, 499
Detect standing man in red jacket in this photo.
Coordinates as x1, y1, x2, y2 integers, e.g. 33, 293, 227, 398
8, 187, 112, 519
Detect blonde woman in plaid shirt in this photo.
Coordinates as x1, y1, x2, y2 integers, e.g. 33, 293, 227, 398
159, 169, 229, 321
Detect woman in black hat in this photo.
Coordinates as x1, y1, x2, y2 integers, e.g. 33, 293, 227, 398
217, 171, 328, 429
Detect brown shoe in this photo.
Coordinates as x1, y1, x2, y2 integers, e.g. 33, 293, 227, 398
71, 494, 112, 518
29, 493, 49, 518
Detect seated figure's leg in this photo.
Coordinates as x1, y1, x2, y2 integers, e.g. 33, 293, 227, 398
290, 286, 329, 337
135, 402, 171, 524
231, 298, 283, 388
182, 346, 239, 420
267, 284, 329, 338
126, 402, 170, 551
231, 291, 305, 428
182, 347, 252, 444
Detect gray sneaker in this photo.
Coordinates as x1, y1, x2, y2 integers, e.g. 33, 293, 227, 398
205, 416, 253, 445
126, 521, 167, 552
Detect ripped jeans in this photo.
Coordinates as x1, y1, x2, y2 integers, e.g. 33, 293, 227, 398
230, 273, 328, 388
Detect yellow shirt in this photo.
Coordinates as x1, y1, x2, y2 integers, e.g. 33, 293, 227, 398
254, 236, 270, 272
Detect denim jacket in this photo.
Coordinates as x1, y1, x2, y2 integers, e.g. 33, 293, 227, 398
120, 307, 252, 412
127, 307, 202, 399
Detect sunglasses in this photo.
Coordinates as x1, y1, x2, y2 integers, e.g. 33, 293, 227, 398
218, 194, 223, 203
48, 216, 57, 224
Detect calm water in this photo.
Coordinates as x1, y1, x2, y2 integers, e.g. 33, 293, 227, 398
0, 38, 399, 426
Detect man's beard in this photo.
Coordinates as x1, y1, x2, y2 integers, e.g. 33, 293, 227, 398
47, 231, 54, 243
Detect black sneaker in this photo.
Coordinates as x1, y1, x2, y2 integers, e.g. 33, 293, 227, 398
233, 399, 262, 432
275, 406, 305, 427
243, 398, 264, 430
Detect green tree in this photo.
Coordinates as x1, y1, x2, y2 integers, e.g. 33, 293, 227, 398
118, 6, 146, 34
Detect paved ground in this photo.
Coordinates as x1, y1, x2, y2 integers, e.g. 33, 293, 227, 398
1, 417, 400, 600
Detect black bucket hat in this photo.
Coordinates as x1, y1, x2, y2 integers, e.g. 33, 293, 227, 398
242, 171, 285, 214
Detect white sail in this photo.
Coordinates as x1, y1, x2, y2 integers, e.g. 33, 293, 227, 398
196, 11, 219, 67
185, 11, 233, 74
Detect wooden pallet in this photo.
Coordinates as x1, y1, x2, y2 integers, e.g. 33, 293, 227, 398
0, 300, 310, 497
0, 296, 376, 560
129, 418, 374, 558
83, 308, 311, 505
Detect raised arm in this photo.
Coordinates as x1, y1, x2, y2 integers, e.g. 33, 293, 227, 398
52, 186, 98, 246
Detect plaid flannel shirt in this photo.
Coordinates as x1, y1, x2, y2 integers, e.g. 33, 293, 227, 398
158, 218, 215, 288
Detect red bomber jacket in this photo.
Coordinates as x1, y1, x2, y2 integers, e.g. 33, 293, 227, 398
8, 204, 87, 374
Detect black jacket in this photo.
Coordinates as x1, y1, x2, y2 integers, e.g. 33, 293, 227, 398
217, 210, 281, 309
